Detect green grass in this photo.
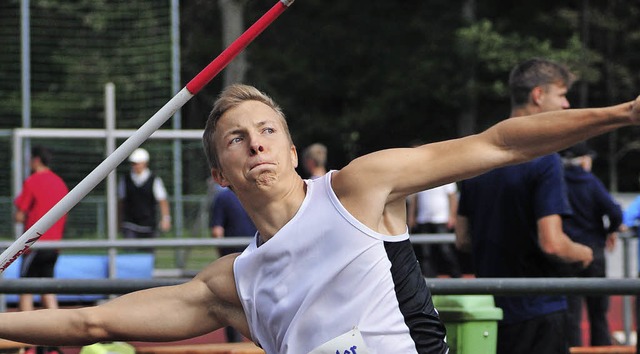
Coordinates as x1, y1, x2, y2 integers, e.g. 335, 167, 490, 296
154, 247, 221, 270
59, 246, 223, 275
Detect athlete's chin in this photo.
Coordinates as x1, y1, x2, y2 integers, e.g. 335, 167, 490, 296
254, 171, 278, 188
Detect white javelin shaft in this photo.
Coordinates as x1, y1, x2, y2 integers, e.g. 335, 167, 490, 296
0, 88, 193, 272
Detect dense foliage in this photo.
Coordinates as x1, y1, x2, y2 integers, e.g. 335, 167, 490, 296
1, 0, 639, 189
181, 0, 640, 189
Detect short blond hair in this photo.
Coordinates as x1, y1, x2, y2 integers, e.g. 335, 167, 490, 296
202, 84, 292, 169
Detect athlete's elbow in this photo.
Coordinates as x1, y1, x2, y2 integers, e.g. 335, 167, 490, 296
76, 309, 114, 344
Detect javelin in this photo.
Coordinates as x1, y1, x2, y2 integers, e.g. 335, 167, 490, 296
0, 0, 295, 272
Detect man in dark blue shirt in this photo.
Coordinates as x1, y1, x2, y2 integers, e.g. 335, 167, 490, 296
560, 142, 622, 347
209, 187, 257, 343
210, 187, 257, 256
456, 58, 593, 354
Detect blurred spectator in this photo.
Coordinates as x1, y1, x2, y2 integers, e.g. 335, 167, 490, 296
456, 58, 592, 354
622, 176, 640, 231
407, 183, 462, 278
210, 187, 256, 343
210, 187, 256, 256
118, 148, 171, 248
621, 174, 640, 354
560, 142, 622, 346
302, 143, 328, 179
14, 146, 69, 312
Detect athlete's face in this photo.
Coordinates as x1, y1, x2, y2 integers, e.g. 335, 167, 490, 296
211, 100, 298, 191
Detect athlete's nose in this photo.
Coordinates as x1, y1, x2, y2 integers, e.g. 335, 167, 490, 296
249, 139, 265, 155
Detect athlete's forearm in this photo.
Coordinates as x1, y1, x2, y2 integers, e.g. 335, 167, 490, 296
0, 308, 99, 346
491, 100, 637, 163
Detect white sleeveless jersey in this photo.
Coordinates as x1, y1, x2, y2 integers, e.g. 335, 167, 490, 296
234, 172, 448, 354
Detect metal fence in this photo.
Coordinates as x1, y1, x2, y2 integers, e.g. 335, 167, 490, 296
0, 233, 638, 345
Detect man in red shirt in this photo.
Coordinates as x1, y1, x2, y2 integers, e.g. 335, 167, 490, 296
14, 146, 69, 312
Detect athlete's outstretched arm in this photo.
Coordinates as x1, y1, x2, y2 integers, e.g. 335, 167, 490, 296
0, 255, 241, 346
331, 97, 639, 234
338, 97, 639, 203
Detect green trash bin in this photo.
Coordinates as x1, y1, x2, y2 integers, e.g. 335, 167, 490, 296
433, 295, 503, 354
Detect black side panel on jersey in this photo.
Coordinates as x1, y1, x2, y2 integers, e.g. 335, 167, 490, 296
384, 239, 449, 354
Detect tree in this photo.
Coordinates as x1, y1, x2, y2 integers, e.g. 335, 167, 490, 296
218, 0, 248, 86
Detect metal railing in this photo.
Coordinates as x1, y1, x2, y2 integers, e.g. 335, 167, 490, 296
0, 232, 637, 345
0, 234, 455, 250
0, 277, 638, 296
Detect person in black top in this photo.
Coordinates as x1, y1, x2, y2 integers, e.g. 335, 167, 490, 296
560, 142, 622, 347
118, 148, 171, 243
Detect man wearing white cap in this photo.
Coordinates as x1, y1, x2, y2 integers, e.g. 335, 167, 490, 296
118, 148, 171, 243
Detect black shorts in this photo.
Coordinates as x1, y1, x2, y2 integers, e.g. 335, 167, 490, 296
20, 250, 59, 278
498, 310, 569, 354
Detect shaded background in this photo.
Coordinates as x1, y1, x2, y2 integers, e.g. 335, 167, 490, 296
0, 0, 639, 240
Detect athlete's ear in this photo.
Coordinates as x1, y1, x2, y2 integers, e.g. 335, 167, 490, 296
290, 144, 298, 168
211, 168, 230, 187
